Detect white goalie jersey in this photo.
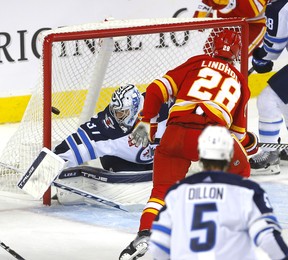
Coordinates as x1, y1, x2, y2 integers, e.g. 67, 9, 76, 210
53, 101, 170, 171
149, 171, 288, 260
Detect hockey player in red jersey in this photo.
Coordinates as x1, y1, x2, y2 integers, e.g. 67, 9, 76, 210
119, 29, 258, 260
193, 0, 268, 55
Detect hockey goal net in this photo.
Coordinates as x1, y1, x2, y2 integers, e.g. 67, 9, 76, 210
0, 17, 249, 204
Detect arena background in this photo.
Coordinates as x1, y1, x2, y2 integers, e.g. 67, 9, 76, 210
0, 0, 286, 123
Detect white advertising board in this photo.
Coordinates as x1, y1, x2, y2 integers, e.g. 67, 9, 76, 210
0, 0, 196, 97
1, 0, 287, 98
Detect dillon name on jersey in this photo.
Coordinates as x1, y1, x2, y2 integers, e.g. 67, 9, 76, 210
149, 171, 288, 260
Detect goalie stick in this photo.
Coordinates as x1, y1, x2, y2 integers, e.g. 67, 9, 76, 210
0, 240, 25, 260
0, 149, 127, 212
52, 182, 127, 211
258, 142, 288, 149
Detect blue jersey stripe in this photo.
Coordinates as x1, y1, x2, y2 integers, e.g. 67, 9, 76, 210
67, 136, 83, 165
264, 44, 283, 54
259, 119, 283, 124
259, 129, 280, 136
152, 223, 172, 235
151, 241, 170, 255
264, 33, 288, 44
254, 227, 274, 245
78, 128, 96, 160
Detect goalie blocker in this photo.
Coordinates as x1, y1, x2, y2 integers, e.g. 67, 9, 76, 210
17, 148, 152, 207
17, 147, 66, 200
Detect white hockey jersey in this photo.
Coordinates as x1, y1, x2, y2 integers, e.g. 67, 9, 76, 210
149, 171, 288, 260
262, 0, 288, 61
53, 102, 169, 170
260, 0, 288, 103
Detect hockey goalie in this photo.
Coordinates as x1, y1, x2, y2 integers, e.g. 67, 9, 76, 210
52, 84, 172, 206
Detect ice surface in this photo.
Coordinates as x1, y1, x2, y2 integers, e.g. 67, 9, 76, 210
0, 98, 287, 260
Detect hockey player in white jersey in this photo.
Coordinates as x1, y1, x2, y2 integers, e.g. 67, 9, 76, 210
249, 0, 288, 174
149, 125, 288, 260
54, 84, 169, 172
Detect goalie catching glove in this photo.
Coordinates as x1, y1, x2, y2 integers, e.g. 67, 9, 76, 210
129, 112, 158, 147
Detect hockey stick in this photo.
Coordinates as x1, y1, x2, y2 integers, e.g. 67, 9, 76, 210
248, 67, 254, 76
258, 143, 288, 149
52, 182, 127, 211
0, 240, 25, 260
0, 161, 21, 172
12, 148, 127, 212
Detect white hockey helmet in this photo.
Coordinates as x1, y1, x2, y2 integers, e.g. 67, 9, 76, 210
198, 125, 234, 161
109, 84, 144, 131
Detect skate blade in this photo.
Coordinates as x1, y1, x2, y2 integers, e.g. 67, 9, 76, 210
120, 243, 148, 260
251, 164, 280, 176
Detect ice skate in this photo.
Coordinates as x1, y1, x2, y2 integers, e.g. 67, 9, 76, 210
280, 148, 288, 161
249, 150, 280, 175
119, 230, 151, 260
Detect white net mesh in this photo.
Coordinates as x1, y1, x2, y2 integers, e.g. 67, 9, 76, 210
0, 17, 246, 195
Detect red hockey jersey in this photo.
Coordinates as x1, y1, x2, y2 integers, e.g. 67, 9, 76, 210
143, 54, 250, 141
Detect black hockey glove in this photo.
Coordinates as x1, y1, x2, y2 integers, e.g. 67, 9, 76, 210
252, 47, 274, 74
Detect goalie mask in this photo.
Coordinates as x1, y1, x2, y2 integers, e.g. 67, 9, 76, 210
198, 125, 234, 161
109, 84, 144, 132
213, 29, 241, 61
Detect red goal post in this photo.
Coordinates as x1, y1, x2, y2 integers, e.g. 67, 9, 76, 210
0, 17, 249, 205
